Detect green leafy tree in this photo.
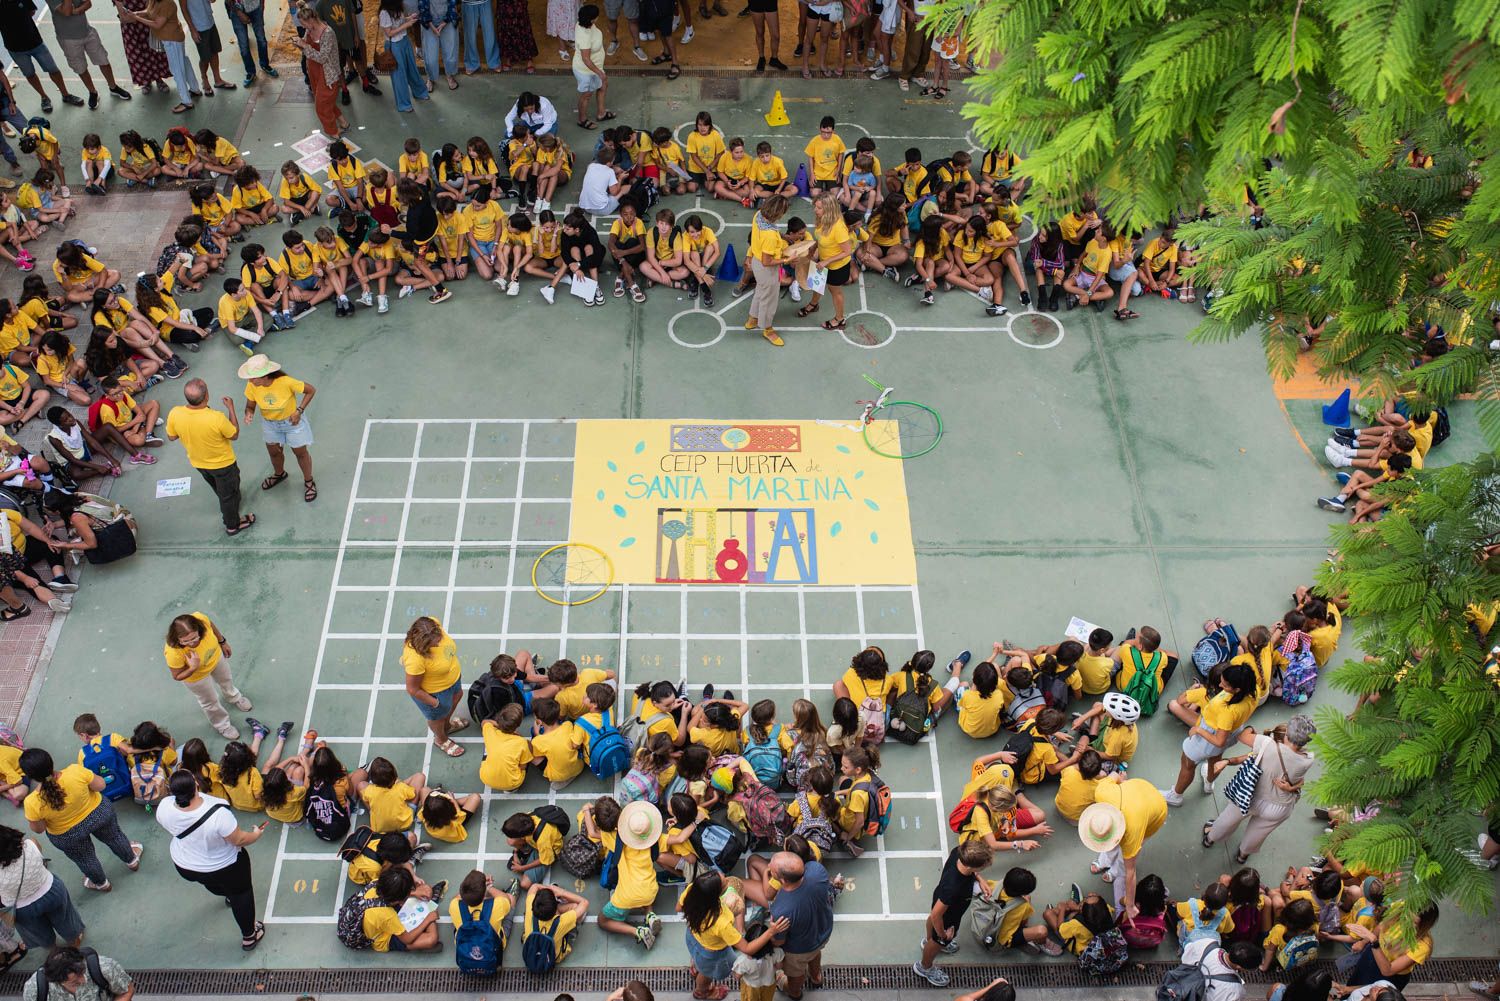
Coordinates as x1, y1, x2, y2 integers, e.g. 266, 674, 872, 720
1313, 456, 1500, 919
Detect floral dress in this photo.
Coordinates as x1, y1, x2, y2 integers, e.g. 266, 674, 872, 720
496, 0, 539, 62
117, 0, 171, 86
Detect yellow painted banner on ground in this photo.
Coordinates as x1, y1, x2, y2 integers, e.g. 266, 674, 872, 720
570, 420, 917, 585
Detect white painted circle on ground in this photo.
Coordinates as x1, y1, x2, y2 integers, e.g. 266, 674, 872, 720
1006, 309, 1065, 350
839, 311, 896, 350
668, 308, 727, 349
684, 206, 728, 231
1015, 214, 1036, 245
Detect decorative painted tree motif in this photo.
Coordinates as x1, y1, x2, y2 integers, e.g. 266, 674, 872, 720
661, 519, 688, 580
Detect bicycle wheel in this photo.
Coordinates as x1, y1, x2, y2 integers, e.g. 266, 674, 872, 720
864, 401, 944, 458
531, 543, 615, 606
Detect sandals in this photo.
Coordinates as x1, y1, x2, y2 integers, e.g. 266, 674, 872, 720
304, 479, 318, 503
0, 604, 30, 622
436, 738, 465, 757
226, 514, 257, 536
577, 119, 597, 130
630, 284, 646, 303
261, 471, 289, 491
1202, 821, 1215, 849
822, 317, 846, 330
666, 64, 682, 79
693, 987, 728, 1000
0, 945, 26, 973
241, 921, 265, 951
651, 53, 671, 65
1114, 308, 1141, 321
1089, 862, 1115, 883
447, 716, 472, 734
796, 303, 820, 318
600, 110, 617, 121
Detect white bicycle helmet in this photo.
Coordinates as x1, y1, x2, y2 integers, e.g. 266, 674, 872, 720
1103, 692, 1141, 725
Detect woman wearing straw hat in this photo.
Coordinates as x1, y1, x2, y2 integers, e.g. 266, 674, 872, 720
1078, 776, 1166, 918
1202, 715, 1315, 865
238, 354, 318, 503
586, 798, 665, 950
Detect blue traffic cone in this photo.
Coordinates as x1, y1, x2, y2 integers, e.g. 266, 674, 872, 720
793, 163, 810, 199
1322, 387, 1351, 426
718, 242, 742, 283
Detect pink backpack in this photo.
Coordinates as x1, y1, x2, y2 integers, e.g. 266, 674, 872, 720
1119, 909, 1167, 949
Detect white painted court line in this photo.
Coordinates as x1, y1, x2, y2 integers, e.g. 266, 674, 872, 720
269, 417, 941, 928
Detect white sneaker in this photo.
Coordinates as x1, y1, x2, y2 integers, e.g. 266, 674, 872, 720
978, 286, 993, 301
1323, 444, 1351, 468
215, 723, 241, 739
536, 198, 549, 212
492, 276, 508, 288
1199, 761, 1215, 793
358, 291, 373, 306
507, 279, 520, 296
1160, 788, 1184, 807
540, 285, 555, 304
672, 13, 681, 28
398, 284, 414, 299
870, 65, 890, 80
912, 963, 950, 988
377, 295, 390, 314
789, 281, 802, 302
607, 39, 620, 54
632, 45, 648, 61
682, 25, 694, 42
230, 694, 253, 711
640, 31, 655, 40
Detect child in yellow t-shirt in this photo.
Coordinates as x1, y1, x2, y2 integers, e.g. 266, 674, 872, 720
501, 807, 569, 885
363, 867, 441, 952
529, 696, 585, 787
359, 756, 429, 833
479, 704, 533, 791
218, 719, 297, 813
80, 134, 113, 196
548, 659, 616, 720
263, 748, 312, 825
803, 117, 847, 194
522, 883, 590, 965
419, 789, 482, 843
1042, 891, 1115, 954
448, 870, 515, 951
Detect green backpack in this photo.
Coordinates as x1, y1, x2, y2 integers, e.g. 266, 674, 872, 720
1120, 647, 1163, 717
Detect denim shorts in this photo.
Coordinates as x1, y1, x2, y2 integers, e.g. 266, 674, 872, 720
1182, 726, 1238, 763
472, 239, 497, 259
292, 275, 319, 291
262, 416, 314, 448
574, 68, 603, 94
411, 679, 461, 721
685, 931, 735, 980
11, 45, 59, 77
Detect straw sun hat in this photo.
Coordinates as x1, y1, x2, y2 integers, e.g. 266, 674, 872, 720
1077, 801, 1126, 853
618, 800, 663, 850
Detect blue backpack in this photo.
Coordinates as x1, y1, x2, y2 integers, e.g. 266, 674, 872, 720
575, 709, 630, 779
454, 897, 502, 976
600, 834, 658, 890
522, 916, 559, 974
906, 195, 936, 234
81, 734, 131, 801
744, 724, 785, 788
1191, 623, 1240, 680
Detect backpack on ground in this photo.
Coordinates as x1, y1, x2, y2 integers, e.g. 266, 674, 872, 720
852, 678, 887, 744
1120, 909, 1168, 949
691, 821, 749, 872
1192, 623, 1240, 681
81, 734, 131, 801
336, 889, 383, 949
1278, 644, 1318, 706
744, 724, 787, 787
454, 896, 502, 976
560, 832, 601, 878
784, 733, 831, 791
888, 668, 935, 744
1079, 925, 1131, 976
1121, 647, 1164, 717
791, 791, 838, 853
307, 778, 352, 842
467, 674, 524, 726
1226, 901, 1262, 943
575, 709, 631, 779
969, 891, 1029, 949
522, 915, 561, 974
615, 768, 659, 806
736, 781, 793, 845
838, 772, 893, 838
1156, 951, 1242, 1001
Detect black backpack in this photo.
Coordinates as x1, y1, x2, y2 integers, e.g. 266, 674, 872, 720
532, 803, 572, 839
1003, 725, 1037, 771
1156, 951, 1242, 1001
1432, 407, 1451, 448
307, 778, 352, 842
1036, 663, 1077, 709
467, 674, 523, 724
887, 668, 934, 745
31, 947, 113, 999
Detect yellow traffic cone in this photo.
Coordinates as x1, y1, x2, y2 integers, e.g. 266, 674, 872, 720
764, 90, 790, 127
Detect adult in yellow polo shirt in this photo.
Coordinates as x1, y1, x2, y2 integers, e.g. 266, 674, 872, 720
21, 748, 142, 891
165, 379, 253, 536
402, 615, 468, 757
164, 610, 253, 738
1083, 776, 1167, 916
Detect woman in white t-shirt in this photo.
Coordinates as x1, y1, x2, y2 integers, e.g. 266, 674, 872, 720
155, 770, 268, 950
0, 823, 85, 953
572, 4, 611, 129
